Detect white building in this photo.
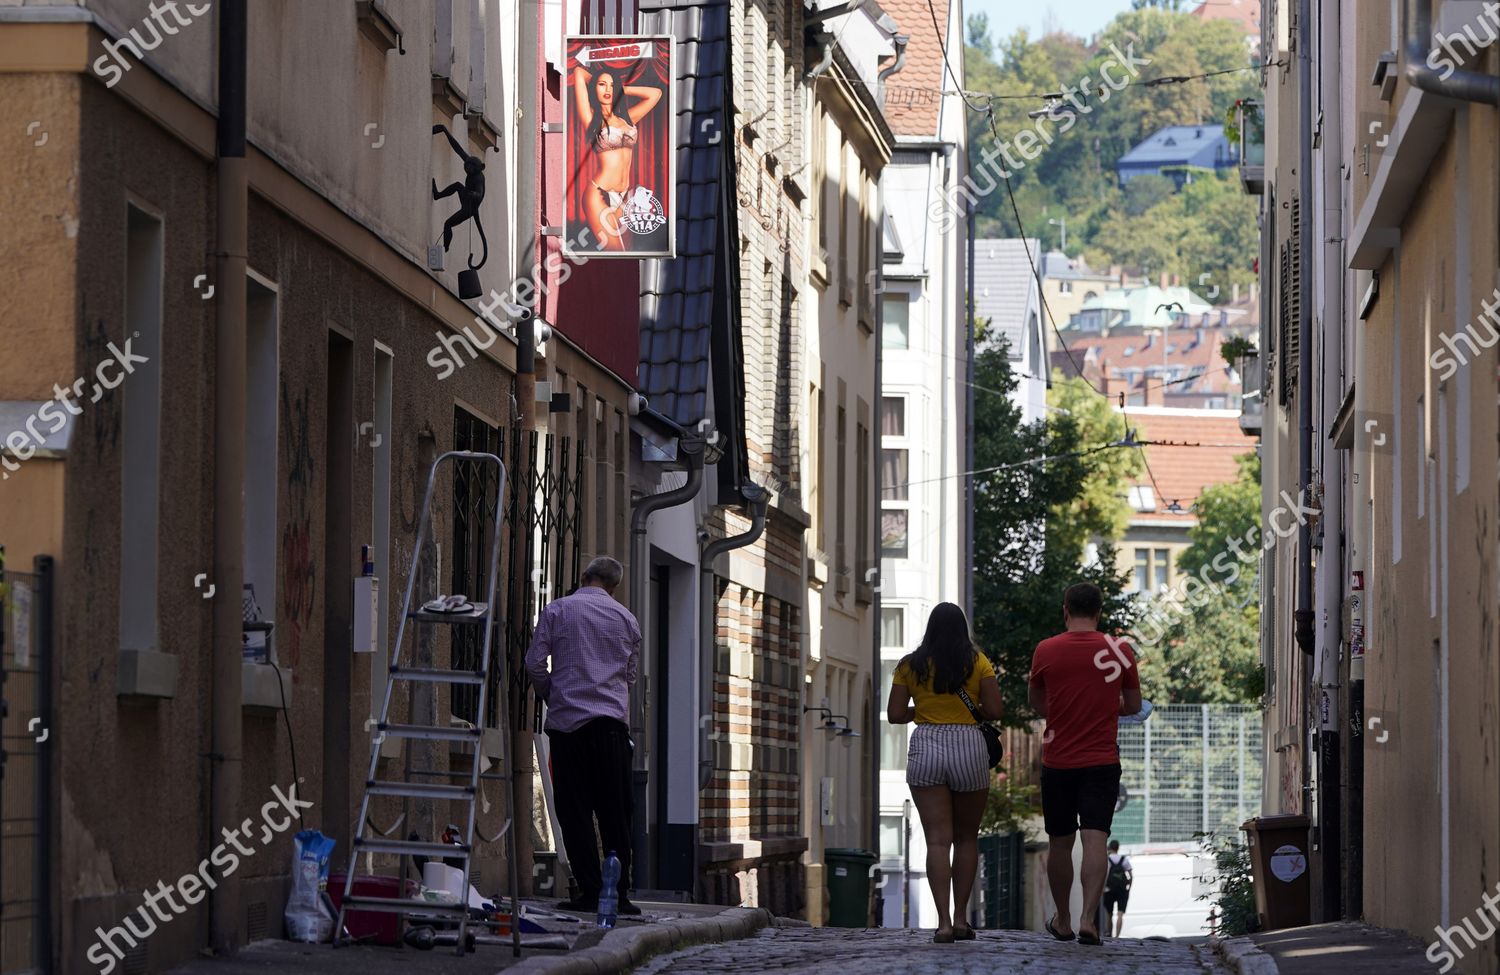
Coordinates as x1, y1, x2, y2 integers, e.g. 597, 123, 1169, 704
972, 238, 1049, 423
874, 0, 971, 929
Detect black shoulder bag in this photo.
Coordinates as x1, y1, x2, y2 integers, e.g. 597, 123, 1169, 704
956, 687, 1003, 769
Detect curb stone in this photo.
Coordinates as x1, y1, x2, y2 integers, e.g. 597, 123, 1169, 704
1210, 935, 1281, 975
501, 906, 774, 974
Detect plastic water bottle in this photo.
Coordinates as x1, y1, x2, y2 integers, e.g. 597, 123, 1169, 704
596, 851, 621, 929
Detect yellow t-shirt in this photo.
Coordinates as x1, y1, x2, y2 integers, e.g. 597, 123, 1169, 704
892, 653, 996, 725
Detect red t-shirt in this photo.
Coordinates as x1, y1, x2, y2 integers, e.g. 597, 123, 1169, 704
1029, 630, 1140, 769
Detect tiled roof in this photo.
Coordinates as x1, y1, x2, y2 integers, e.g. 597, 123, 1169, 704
1055, 324, 1256, 404
878, 0, 949, 137
637, 0, 731, 428
1191, 0, 1261, 35
1120, 409, 1257, 524
1117, 125, 1230, 168
973, 237, 1039, 360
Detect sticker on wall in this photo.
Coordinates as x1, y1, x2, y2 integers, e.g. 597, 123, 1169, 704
1270, 845, 1306, 882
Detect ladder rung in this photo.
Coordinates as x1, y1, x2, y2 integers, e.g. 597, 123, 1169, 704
388, 666, 486, 686
406, 767, 477, 779
366, 780, 476, 800
339, 894, 468, 915
353, 837, 471, 859
378, 723, 482, 742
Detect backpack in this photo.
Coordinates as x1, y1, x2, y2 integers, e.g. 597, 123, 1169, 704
1106, 855, 1129, 893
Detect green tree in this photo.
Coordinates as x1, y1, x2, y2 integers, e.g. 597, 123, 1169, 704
970, 335, 1139, 724
1123, 173, 1176, 216
1047, 375, 1144, 549
962, 9, 1259, 286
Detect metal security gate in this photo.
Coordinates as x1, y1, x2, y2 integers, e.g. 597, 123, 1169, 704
449, 410, 585, 732
0, 553, 53, 975
978, 830, 1024, 929
503, 431, 585, 735
1113, 704, 1263, 844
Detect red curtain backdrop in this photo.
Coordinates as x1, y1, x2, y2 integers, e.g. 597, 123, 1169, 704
564, 37, 672, 254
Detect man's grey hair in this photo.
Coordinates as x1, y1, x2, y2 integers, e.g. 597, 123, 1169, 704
581, 555, 624, 589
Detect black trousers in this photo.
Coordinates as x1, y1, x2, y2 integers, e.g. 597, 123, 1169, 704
547, 717, 633, 901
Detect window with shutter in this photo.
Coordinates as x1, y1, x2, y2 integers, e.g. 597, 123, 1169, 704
1278, 198, 1301, 406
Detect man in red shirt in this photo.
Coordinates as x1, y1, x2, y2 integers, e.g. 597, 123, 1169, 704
1029, 582, 1141, 945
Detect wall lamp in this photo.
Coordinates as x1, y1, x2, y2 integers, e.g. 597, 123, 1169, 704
802, 705, 860, 736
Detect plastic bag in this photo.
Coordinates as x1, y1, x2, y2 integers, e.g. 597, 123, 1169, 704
285, 829, 337, 943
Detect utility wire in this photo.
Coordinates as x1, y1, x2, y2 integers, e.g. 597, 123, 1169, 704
923, 0, 990, 113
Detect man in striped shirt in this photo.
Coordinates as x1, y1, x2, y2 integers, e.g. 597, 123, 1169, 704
525, 555, 641, 914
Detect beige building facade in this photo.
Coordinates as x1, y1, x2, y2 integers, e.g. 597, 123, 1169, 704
1256, 0, 1500, 958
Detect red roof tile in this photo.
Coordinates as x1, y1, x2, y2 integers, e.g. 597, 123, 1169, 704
878, 0, 950, 138
1121, 409, 1257, 524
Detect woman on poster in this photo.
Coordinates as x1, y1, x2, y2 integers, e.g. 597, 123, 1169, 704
572, 63, 662, 251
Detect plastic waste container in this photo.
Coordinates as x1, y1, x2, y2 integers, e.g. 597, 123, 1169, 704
824, 848, 878, 928
1240, 814, 1310, 931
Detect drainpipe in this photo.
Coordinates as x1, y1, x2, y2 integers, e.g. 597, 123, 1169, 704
1293, 0, 1317, 900
628, 434, 707, 890
210, 0, 247, 957
877, 34, 908, 82
1315, 0, 1345, 920
696, 485, 769, 880
1404, 0, 1500, 104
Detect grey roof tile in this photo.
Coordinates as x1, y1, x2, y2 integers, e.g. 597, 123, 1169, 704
636, 0, 731, 428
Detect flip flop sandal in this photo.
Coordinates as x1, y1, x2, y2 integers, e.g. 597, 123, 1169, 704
1078, 929, 1103, 946
954, 924, 977, 940
933, 929, 955, 944
1046, 915, 1075, 942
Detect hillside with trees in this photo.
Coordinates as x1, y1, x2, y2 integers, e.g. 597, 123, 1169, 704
963, 9, 1261, 296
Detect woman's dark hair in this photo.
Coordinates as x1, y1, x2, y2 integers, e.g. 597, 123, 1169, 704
904, 602, 980, 694
585, 67, 627, 149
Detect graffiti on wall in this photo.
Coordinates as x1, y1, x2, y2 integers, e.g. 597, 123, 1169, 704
279, 384, 316, 672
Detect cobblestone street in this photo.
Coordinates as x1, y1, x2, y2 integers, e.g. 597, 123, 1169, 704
635, 927, 1230, 974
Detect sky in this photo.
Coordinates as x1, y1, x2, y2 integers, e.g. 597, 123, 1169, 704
964, 0, 1137, 44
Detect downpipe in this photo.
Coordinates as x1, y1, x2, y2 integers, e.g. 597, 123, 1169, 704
1315, 0, 1346, 919
1404, 0, 1500, 105
695, 486, 769, 891
627, 435, 706, 889
210, 0, 248, 957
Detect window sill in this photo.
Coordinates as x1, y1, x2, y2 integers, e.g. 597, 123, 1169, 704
433, 77, 468, 119
117, 648, 178, 700
243, 661, 292, 712
356, 0, 403, 54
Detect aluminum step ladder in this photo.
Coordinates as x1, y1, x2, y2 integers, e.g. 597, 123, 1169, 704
333, 450, 521, 957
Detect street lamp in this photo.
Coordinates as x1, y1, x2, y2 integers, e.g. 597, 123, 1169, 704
1048, 216, 1067, 253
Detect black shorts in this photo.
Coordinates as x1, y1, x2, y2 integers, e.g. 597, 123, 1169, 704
1040, 763, 1122, 837
1103, 888, 1130, 912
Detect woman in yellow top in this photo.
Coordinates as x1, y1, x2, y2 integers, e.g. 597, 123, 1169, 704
887, 602, 1003, 943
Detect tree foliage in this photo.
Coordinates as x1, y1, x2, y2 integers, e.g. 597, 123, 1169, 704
970, 335, 1138, 725
962, 10, 1259, 295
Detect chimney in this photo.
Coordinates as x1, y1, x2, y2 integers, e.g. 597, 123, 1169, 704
1232, 281, 1240, 303
1196, 327, 1205, 347
1172, 273, 1180, 287
1159, 272, 1168, 289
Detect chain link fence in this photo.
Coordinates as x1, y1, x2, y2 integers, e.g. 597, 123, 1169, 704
1111, 704, 1262, 845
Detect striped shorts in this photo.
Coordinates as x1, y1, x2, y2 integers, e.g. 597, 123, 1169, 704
906, 723, 991, 792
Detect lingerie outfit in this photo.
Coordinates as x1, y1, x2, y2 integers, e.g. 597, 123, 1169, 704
590, 120, 639, 209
